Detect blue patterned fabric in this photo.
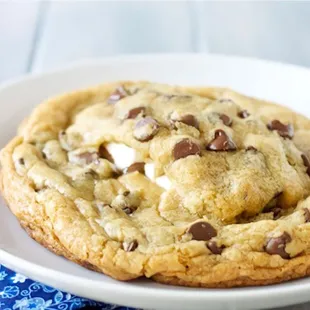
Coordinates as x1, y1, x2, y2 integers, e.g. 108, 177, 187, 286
0, 265, 135, 310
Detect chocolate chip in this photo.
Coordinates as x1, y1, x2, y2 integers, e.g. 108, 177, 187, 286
301, 154, 310, 176
123, 162, 145, 174
267, 120, 294, 139
134, 117, 160, 142
122, 206, 136, 215
219, 114, 232, 126
263, 192, 282, 217
173, 139, 201, 160
42, 152, 47, 159
238, 110, 250, 118
123, 240, 138, 252
206, 130, 237, 152
246, 146, 257, 152
273, 191, 283, 199
78, 152, 99, 165
112, 170, 122, 178
187, 221, 217, 241
304, 208, 310, 222
207, 240, 225, 254
84, 169, 98, 179
114, 191, 137, 214
265, 232, 291, 259
108, 86, 128, 104
122, 190, 130, 197
270, 207, 282, 220
125, 107, 146, 120
170, 114, 199, 130
179, 115, 199, 129
18, 158, 25, 165
59, 130, 66, 136
98, 144, 114, 163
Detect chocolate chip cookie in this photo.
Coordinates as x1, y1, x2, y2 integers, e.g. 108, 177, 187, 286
2, 81, 310, 287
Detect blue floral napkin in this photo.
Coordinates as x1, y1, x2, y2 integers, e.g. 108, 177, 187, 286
0, 264, 135, 310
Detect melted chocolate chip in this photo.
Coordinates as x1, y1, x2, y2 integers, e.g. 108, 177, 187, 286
98, 144, 114, 163
207, 240, 225, 255
173, 139, 201, 160
267, 120, 294, 139
123, 240, 138, 252
219, 114, 232, 126
170, 114, 199, 130
238, 110, 250, 118
188, 221, 217, 241
246, 146, 257, 152
125, 107, 146, 120
108, 86, 128, 104
134, 117, 159, 142
304, 208, 310, 222
78, 152, 99, 165
206, 130, 237, 152
124, 162, 145, 174
18, 158, 25, 165
301, 154, 310, 176
265, 232, 291, 259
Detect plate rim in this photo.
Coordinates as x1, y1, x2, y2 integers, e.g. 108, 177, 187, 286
1, 53, 310, 308
1, 52, 310, 93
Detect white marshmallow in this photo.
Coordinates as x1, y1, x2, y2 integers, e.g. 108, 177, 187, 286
155, 175, 172, 190
145, 163, 172, 190
105, 143, 137, 170
106, 143, 172, 190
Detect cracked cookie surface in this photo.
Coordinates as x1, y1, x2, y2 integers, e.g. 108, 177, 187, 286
2, 81, 310, 287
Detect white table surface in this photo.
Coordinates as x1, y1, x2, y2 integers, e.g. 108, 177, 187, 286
1, 1, 310, 309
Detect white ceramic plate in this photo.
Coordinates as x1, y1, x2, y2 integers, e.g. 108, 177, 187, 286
1, 54, 310, 310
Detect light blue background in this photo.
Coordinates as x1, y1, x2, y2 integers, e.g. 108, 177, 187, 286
1, 1, 310, 83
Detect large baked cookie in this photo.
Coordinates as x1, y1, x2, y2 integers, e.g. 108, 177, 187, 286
2, 81, 310, 288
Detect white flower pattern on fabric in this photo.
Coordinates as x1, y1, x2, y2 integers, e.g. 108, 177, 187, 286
0, 264, 136, 310
0, 271, 8, 281
0, 286, 20, 299
13, 297, 48, 310
11, 274, 26, 284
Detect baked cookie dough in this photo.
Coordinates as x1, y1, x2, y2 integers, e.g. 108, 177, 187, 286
2, 81, 310, 287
